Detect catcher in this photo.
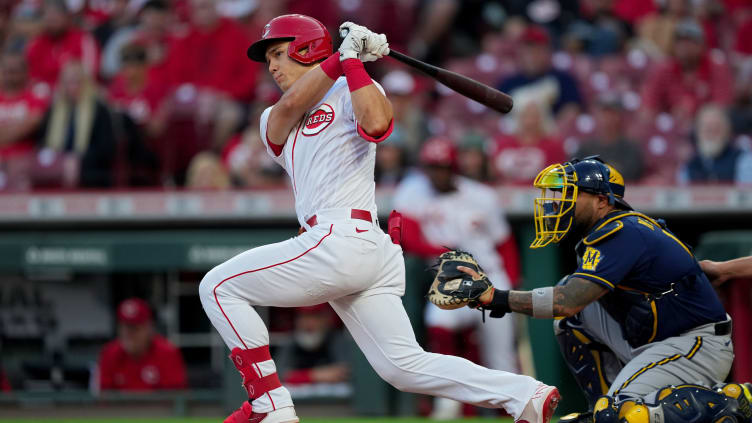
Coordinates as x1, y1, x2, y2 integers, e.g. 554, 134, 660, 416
428, 156, 752, 423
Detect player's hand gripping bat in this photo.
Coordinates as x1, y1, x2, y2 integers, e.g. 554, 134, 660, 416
339, 26, 513, 114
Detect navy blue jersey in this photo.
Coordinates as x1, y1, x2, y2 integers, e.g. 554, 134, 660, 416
573, 211, 726, 344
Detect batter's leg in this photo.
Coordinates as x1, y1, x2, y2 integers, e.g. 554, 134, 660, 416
199, 225, 363, 414
329, 293, 541, 419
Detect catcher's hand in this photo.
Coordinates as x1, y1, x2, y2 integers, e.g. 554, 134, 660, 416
426, 250, 494, 310
338, 22, 389, 62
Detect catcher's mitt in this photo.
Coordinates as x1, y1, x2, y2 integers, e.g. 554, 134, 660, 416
426, 250, 493, 310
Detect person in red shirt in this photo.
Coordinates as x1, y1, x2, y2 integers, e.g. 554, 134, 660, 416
165, 0, 259, 103
0, 51, 48, 160
492, 99, 567, 184
25, 0, 99, 91
98, 298, 188, 391
640, 19, 733, 121
108, 42, 167, 127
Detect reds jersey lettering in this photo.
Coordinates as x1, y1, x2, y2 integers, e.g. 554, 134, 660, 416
302, 104, 334, 136
260, 77, 385, 226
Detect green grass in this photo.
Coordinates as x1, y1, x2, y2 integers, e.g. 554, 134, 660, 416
0, 420, 515, 423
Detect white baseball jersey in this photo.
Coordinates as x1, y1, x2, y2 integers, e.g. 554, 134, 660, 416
260, 76, 386, 226
393, 171, 512, 288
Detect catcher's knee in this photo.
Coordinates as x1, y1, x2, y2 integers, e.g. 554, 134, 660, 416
555, 318, 611, 406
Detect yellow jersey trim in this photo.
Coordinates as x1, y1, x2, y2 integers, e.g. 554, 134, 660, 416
573, 272, 616, 289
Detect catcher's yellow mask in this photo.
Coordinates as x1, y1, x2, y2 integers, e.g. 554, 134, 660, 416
530, 162, 578, 249
530, 156, 631, 249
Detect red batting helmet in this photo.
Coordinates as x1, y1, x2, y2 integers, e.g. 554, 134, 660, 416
419, 137, 458, 169
247, 14, 332, 65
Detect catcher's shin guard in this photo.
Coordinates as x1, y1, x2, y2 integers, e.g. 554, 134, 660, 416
555, 318, 613, 406
649, 384, 741, 423
714, 382, 752, 421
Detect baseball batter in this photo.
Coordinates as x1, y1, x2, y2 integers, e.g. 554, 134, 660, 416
452, 156, 751, 423
198, 15, 560, 423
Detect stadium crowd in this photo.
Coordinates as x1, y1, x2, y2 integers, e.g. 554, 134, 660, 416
0, 0, 751, 190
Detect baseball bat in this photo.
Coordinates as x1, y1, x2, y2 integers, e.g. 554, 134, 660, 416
387, 49, 514, 114
339, 28, 513, 114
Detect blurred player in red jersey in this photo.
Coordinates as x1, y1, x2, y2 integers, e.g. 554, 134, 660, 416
393, 136, 523, 418
97, 298, 187, 391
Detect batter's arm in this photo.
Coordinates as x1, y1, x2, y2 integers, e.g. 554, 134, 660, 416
267, 64, 337, 145
350, 81, 393, 138
700, 256, 752, 287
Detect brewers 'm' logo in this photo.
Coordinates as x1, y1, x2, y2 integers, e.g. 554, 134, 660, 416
302, 104, 335, 136
581, 247, 602, 271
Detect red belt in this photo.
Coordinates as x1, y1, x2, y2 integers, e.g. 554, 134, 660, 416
306, 209, 372, 227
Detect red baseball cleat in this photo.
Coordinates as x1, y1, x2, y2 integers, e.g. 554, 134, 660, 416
224, 402, 299, 423
516, 383, 561, 423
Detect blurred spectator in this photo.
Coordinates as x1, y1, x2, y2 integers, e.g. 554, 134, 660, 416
568, 0, 630, 57
679, 104, 752, 184
166, 0, 259, 103
38, 61, 116, 187
380, 69, 429, 159
25, 0, 99, 90
491, 99, 567, 184
108, 42, 167, 129
101, 0, 175, 80
497, 25, 583, 123
98, 298, 188, 391
640, 19, 733, 122
152, 0, 254, 184
730, 59, 752, 136
275, 305, 349, 386
736, 15, 752, 56
457, 131, 491, 182
185, 151, 230, 189
0, 51, 48, 163
221, 120, 286, 188
575, 93, 644, 181
635, 0, 693, 59
375, 127, 408, 187
92, 0, 133, 48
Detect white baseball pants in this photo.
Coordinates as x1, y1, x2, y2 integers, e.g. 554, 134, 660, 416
199, 210, 539, 418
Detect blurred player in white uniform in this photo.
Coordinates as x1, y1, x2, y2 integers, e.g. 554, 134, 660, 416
393, 136, 522, 419
198, 14, 559, 423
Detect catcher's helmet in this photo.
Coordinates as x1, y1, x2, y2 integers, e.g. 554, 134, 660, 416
247, 14, 332, 64
419, 137, 458, 169
530, 156, 632, 248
